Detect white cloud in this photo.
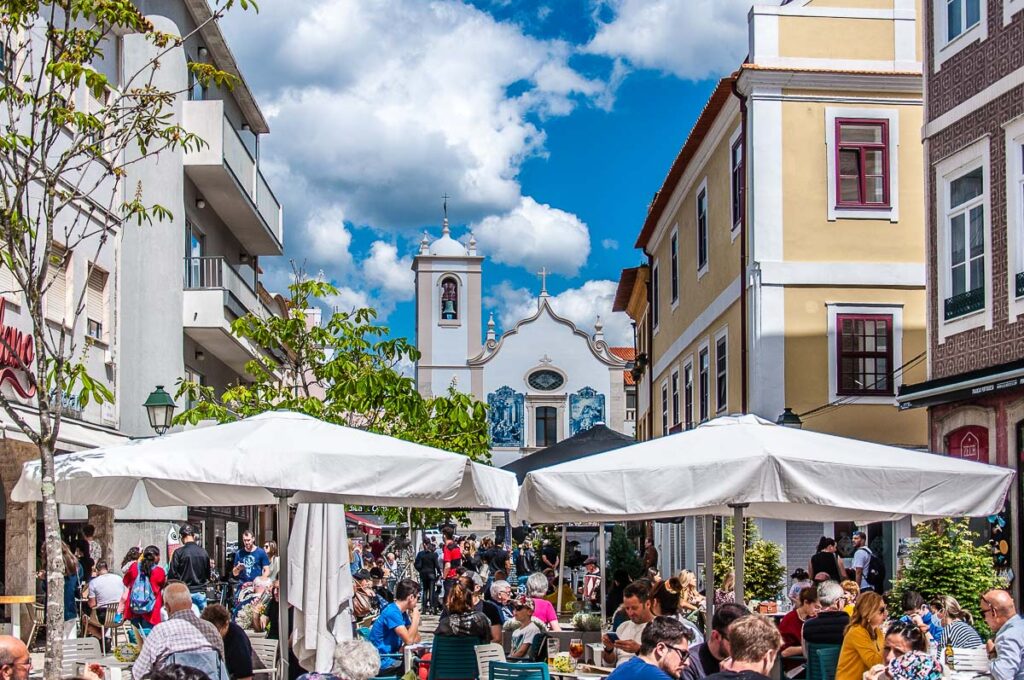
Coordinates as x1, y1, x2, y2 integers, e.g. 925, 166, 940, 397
601, 238, 619, 250
472, 196, 591, 276
363, 241, 415, 301
305, 207, 353, 270
325, 286, 371, 313
222, 0, 607, 231
584, 0, 756, 81
485, 279, 632, 347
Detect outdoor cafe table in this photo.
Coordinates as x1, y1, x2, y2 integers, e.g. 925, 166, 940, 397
0, 595, 35, 641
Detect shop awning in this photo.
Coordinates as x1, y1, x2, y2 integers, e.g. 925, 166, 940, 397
345, 511, 383, 535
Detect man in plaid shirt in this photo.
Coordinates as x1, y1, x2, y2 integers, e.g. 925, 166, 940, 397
132, 582, 225, 678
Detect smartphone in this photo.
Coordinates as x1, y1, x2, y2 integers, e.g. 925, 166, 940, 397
605, 632, 619, 642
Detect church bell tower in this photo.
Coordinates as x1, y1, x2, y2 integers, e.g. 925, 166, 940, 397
412, 209, 483, 400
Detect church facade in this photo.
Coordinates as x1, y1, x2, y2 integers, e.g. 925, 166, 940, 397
412, 219, 630, 465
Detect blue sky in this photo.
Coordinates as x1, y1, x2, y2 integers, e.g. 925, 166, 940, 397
220, 0, 762, 348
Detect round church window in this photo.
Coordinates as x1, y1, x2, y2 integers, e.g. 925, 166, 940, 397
528, 369, 564, 391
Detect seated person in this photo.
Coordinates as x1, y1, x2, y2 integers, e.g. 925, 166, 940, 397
509, 596, 546, 659
436, 581, 491, 643
353, 570, 379, 620
801, 581, 851, 655
370, 567, 395, 607
606, 616, 695, 680
202, 604, 253, 680
296, 639, 381, 680
704, 615, 781, 680
778, 587, 819, 657
368, 579, 422, 675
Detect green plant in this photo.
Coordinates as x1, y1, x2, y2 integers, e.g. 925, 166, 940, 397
713, 518, 785, 600
890, 519, 1003, 636
572, 612, 603, 631
608, 524, 644, 579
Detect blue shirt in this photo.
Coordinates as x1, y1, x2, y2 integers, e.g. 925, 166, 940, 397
608, 657, 674, 680
992, 615, 1024, 680
232, 546, 270, 583
63, 565, 82, 622
369, 603, 410, 669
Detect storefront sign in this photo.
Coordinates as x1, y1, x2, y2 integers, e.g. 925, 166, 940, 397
0, 299, 35, 398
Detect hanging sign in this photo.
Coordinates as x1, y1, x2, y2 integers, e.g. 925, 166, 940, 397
0, 299, 35, 398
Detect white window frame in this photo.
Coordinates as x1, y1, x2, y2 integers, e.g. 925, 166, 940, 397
1006, 116, 1024, 321
652, 260, 660, 334
671, 368, 680, 426
936, 137, 992, 343
85, 265, 108, 344
670, 227, 679, 309
825, 108, 900, 222
1006, 0, 1024, 26
0, 261, 18, 305
660, 379, 669, 435
933, 0, 988, 71
682, 355, 694, 430
696, 178, 709, 280
697, 340, 710, 423
729, 126, 743, 242
714, 327, 728, 414
44, 243, 70, 327
826, 303, 904, 405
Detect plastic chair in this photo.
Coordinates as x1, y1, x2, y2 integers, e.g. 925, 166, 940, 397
427, 635, 483, 680
60, 637, 102, 676
488, 662, 550, 680
806, 643, 841, 680
474, 643, 506, 680
249, 637, 280, 680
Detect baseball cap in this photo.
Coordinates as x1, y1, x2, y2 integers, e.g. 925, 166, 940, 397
583, 557, 598, 566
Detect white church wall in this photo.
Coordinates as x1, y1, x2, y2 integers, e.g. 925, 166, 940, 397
428, 270, 470, 367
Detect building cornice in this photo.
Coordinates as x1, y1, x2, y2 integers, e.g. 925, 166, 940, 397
737, 65, 922, 95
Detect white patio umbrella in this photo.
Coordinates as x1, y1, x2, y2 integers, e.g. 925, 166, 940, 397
12, 410, 519, 674
517, 414, 1014, 610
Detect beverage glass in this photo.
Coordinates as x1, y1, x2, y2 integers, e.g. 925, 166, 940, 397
547, 638, 560, 664
569, 638, 584, 661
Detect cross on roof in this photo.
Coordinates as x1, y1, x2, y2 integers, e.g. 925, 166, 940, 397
537, 266, 548, 295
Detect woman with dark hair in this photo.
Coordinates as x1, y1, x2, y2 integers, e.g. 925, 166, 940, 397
808, 536, 845, 583
863, 619, 930, 680
788, 568, 813, 606
122, 544, 166, 630
62, 542, 84, 638
120, 546, 141, 571
435, 581, 491, 642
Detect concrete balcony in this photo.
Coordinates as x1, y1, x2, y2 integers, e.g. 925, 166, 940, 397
183, 256, 283, 374
182, 100, 283, 256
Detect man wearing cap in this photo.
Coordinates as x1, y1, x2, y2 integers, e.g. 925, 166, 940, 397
169, 523, 211, 611
582, 557, 602, 607
509, 596, 544, 659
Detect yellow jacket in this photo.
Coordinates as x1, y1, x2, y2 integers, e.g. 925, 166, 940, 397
836, 626, 883, 680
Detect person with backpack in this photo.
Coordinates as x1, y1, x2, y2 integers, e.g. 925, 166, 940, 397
851, 532, 885, 593
123, 544, 167, 631
130, 582, 227, 680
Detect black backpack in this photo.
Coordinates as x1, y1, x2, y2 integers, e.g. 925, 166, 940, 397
860, 547, 886, 590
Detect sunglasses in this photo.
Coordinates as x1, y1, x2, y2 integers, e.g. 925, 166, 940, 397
664, 644, 689, 662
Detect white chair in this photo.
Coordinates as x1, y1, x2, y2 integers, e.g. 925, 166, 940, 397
60, 637, 102, 676
249, 637, 280, 680
475, 642, 506, 680
951, 647, 990, 673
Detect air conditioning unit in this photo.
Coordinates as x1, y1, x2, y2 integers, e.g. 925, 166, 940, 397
103, 349, 115, 367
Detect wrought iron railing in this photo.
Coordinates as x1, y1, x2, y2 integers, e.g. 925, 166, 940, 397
944, 287, 985, 320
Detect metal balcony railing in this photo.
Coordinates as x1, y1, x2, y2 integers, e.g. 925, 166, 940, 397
944, 287, 985, 320
184, 256, 267, 318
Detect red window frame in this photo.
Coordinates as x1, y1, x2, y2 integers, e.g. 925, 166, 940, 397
836, 313, 894, 396
835, 119, 890, 209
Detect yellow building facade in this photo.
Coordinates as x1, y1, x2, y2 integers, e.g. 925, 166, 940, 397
621, 0, 928, 576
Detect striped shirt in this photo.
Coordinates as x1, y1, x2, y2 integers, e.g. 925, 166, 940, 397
942, 620, 985, 648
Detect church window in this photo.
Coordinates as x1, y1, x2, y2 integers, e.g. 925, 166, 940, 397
536, 406, 557, 447
528, 369, 564, 391
440, 276, 458, 320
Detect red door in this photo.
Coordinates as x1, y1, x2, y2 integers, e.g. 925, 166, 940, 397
946, 425, 989, 463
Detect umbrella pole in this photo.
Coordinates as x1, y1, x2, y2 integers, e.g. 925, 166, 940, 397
557, 524, 567, 615
276, 492, 292, 678
731, 504, 747, 605
704, 516, 714, 640
599, 523, 607, 627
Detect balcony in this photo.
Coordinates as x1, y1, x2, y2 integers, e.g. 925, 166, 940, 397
183, 256, 283, 374
182, 100, 283, 256
944, 287, 985, 321
1017, 272, 1024, 299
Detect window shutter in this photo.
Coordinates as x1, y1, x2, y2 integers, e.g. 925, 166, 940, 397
86, 268, 106, 337
0, 262, 15, 299
46, 245, 68, 323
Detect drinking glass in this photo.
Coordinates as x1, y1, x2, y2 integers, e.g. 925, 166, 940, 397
569, 638, 584, 661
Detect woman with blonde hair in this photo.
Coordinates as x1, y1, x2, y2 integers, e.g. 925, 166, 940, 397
930, 595, 983, 648
715, 571, 736, 606
836, 591, 886, 680
676, 570, 704, 613
264, 540, 279, 581
840, 580, 860, 615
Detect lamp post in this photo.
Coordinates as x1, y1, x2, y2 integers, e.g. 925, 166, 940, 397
143, 385, 177, 435
776, 407, 803, 429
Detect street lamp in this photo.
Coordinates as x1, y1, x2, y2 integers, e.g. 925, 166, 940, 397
776, 407, 803, 429
143, 385, 177, 435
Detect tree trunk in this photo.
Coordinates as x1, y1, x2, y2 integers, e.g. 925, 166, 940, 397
40, 440, 66, 680
88, 505, 115, 564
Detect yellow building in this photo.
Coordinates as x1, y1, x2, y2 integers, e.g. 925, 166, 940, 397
618, 0, 928, 577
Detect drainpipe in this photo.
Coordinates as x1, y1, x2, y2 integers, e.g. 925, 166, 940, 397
731, 75, 749, 414
646, 251, 655, 437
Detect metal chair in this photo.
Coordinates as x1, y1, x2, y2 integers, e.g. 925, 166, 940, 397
25, 605, 45, 650
249, 637, 280, 680
89, 604, 127, 654
806, 643, 841, 680
427, 635, 482, 680
488, 662, 550, 680
60, 637, 102, 676
474, 643, 506, 680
